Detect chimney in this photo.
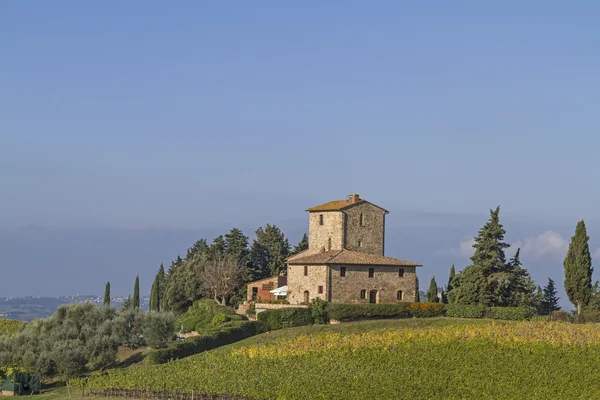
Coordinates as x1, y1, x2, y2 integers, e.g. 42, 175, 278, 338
348, 194, 360, 204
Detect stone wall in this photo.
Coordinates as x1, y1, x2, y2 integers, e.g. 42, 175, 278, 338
328, 265, 417, 303
343, 202, 386, 255
287, 263, 329, 304
308, 211, 344, 253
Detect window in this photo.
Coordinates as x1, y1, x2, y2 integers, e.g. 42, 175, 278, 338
304, 266, 308, 276
319, 214, 324, 225
318, 285, 323, 294
399, 268, 405, 277
360, 289, 366, 299
340, 266, 346, 277
358, 240, 362, 248
397, 290, 403, 300
368, 268, 374, 278
328, 237, 332, 250
360, 213, 364, 226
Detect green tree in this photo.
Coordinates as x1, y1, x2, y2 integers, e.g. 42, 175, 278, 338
210, 235, 226, 258
121, 295, 132, 312
133, 276, 140, 310
103, 282, 111, 306
157, 263, 166, 311
415, 276, 420, 302
449, 207, 526, 307
186, 239, 209, 260
249, 224, 290, 279
427, 276, 438, 303
224, 228, 250, 265
291, 233, 309, 255
564, 220, 593, 315
447, 264, 456, 293
149, 274, 160, 312
541, 278, 560, 315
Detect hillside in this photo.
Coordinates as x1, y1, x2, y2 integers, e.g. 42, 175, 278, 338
75, 318, 600, 399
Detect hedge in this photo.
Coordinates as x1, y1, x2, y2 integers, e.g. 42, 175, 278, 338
487, 307, 536, 321
445, 304, 487, 319
257, 308, 314, 330
326, 302, 445, 322
148, 320, 268, 364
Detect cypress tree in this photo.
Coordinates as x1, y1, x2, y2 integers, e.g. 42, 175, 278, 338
149, 274, 160, 312
427, 276, 438, 303
441, 290, 448, 304
447, 265, 456, 293
103, 282, 111, 306
415, 276, 420, 302
158, 263, 166, 311
133, 275, 140, 310
542, 278, 560, 315
564, 220, 593, 315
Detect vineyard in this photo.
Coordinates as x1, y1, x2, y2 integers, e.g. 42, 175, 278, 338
0, 318, 25, 336
74, 319, 600, 399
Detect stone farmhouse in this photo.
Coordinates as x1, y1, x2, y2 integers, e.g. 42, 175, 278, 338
284, 194, 421, 305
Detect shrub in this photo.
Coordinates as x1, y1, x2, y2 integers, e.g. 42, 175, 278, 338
211, 313, 231, 326
177, 300, 236, 332
579, 309, 600, 323
326, 303, 411, 322
445, 304, 486, 319
550, 310, 569, 322
310, 298, 328, 324
145, 312, 176, 349
408, 302, 445, 318
257, 308, 314, 330
487, 307, 536, 321
148, 321, 268, 364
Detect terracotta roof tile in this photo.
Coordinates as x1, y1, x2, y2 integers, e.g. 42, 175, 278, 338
287, 249, 421, 267
306, 199, 364, 212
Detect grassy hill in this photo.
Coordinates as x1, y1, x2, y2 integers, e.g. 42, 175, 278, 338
74, 317, 600, 399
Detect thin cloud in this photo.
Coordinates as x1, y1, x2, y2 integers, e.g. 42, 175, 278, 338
512, 231, 569, 261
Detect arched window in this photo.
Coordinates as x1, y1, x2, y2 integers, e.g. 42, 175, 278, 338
304, 290, 310, 304
360, 213, 364, 226
328, 237, 332, 250
360, 289, 366, 299
397, 290, 403, 301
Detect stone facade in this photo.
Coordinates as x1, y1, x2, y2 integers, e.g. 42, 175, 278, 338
343, 202, 386, 256
328, 265, 417, 303
308, 212, 344, 254
287, 194, 422, 305
286, 264, 329, 304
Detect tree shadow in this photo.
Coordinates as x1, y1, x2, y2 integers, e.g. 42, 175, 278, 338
114, 351, 147, 368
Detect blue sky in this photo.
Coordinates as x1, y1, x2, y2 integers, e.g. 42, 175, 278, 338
1, 2, 600, 305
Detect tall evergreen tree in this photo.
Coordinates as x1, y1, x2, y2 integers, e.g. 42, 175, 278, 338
103, 282, 111, 306
564, 220, 593, 315
449, 207, 514, 306
415, 276, 420, 302
249, 224, 290, 279
224, 228, 250, 266
149, 274, 161, 312
210, 235, 226, 258
157, 263, 166, 311
427, 276, 439, 303
186, 239, 209, 261
291, 233, 309, 255
133, 275, 140, 310
447, 264, 456, 292
541, 278, 560, 315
